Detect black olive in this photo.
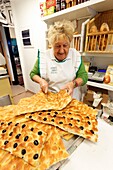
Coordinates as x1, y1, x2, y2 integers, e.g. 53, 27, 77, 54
43, 118, 47, 121
29, 115, 32, 118
51, 119, 54, 122
13, 143, 18, 148
42, 110, 46, 112
9, 132, 13, 136
1, 122, 4, 125
31, 112, 35, 114
47, 113, 50, 115
15, 134, 21, 139
34, 140, 39, 145
69, 123, 72, 126
70, 118, 73, 120
15, 123, 19, 126
4, 140, 9, 145
90, 130, 94, 134
69, 112, 72, 114
22, 124, 26, 128
54, 111, 58, 114
59, 122, 63, 124
21, 149, 26, 155
2, 129, 6, 133
31, 127, 34, 131
86, 116, 89, 119
8, 122, 12, 126
63, 116, 65, 119
24, 136, 29, 141
87, 121, 91, 125
33, 154, 39, 160
39, 112, 42, 115
77, 119, 80, 122
48, 110, 52, 112
80, 126, 84, 130
38, 131, 42, 135
53, 115, 56, 118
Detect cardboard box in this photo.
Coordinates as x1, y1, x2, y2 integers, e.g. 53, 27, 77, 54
84, 90, 94, 101
83, 90, 109, 109
83, 96, 93, 107
101, 94, 109, 104
88, 86, 108, 94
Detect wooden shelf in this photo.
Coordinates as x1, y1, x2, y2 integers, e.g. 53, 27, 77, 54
87, 81, 113, 91
41, 0, 113, 25
73, 34, 81, 37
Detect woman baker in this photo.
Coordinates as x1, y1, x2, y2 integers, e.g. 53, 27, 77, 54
30, 20, 88, 100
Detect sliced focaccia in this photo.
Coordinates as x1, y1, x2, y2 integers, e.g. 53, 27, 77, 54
26, 99, 98, 142
0, 121, 47, 167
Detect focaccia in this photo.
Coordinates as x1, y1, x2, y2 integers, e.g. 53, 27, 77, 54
25, 99, 98, 142
62, 133, 75, 141
0, 149, 35, 170
0, 90, 98, 169
16, 90, 72, 114
0, 90, 72, 121
0, 119, 69, 169
38, 126, 69, 170
0, 121, 47, 167
0, 105, 18, 120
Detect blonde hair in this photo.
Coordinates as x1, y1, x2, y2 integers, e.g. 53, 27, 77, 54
48, 20, 75, 45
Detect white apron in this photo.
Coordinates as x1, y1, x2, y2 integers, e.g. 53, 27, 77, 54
39, 48, 81, 100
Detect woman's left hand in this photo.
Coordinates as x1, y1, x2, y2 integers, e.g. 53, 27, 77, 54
61, 81, 74, 96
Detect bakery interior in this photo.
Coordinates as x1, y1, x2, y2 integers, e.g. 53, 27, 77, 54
0, 0, 113, 170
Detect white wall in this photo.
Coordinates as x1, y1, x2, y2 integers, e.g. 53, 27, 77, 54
10, 0, 47, 93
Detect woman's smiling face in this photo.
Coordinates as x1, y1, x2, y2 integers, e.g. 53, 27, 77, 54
53, 36, 70, 61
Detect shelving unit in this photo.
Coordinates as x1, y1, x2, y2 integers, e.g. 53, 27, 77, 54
42, 0, 113, 92
87, 81, 113, 91
73, 34, 82, 51
85, 10, 113, 53
42, 0, 113, 24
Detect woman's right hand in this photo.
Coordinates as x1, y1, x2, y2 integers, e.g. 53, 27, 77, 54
39, 78, 48, 93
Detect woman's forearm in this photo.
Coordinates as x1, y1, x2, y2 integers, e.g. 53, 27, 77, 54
73, 78, 83, 87
32, 75, 42, 84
